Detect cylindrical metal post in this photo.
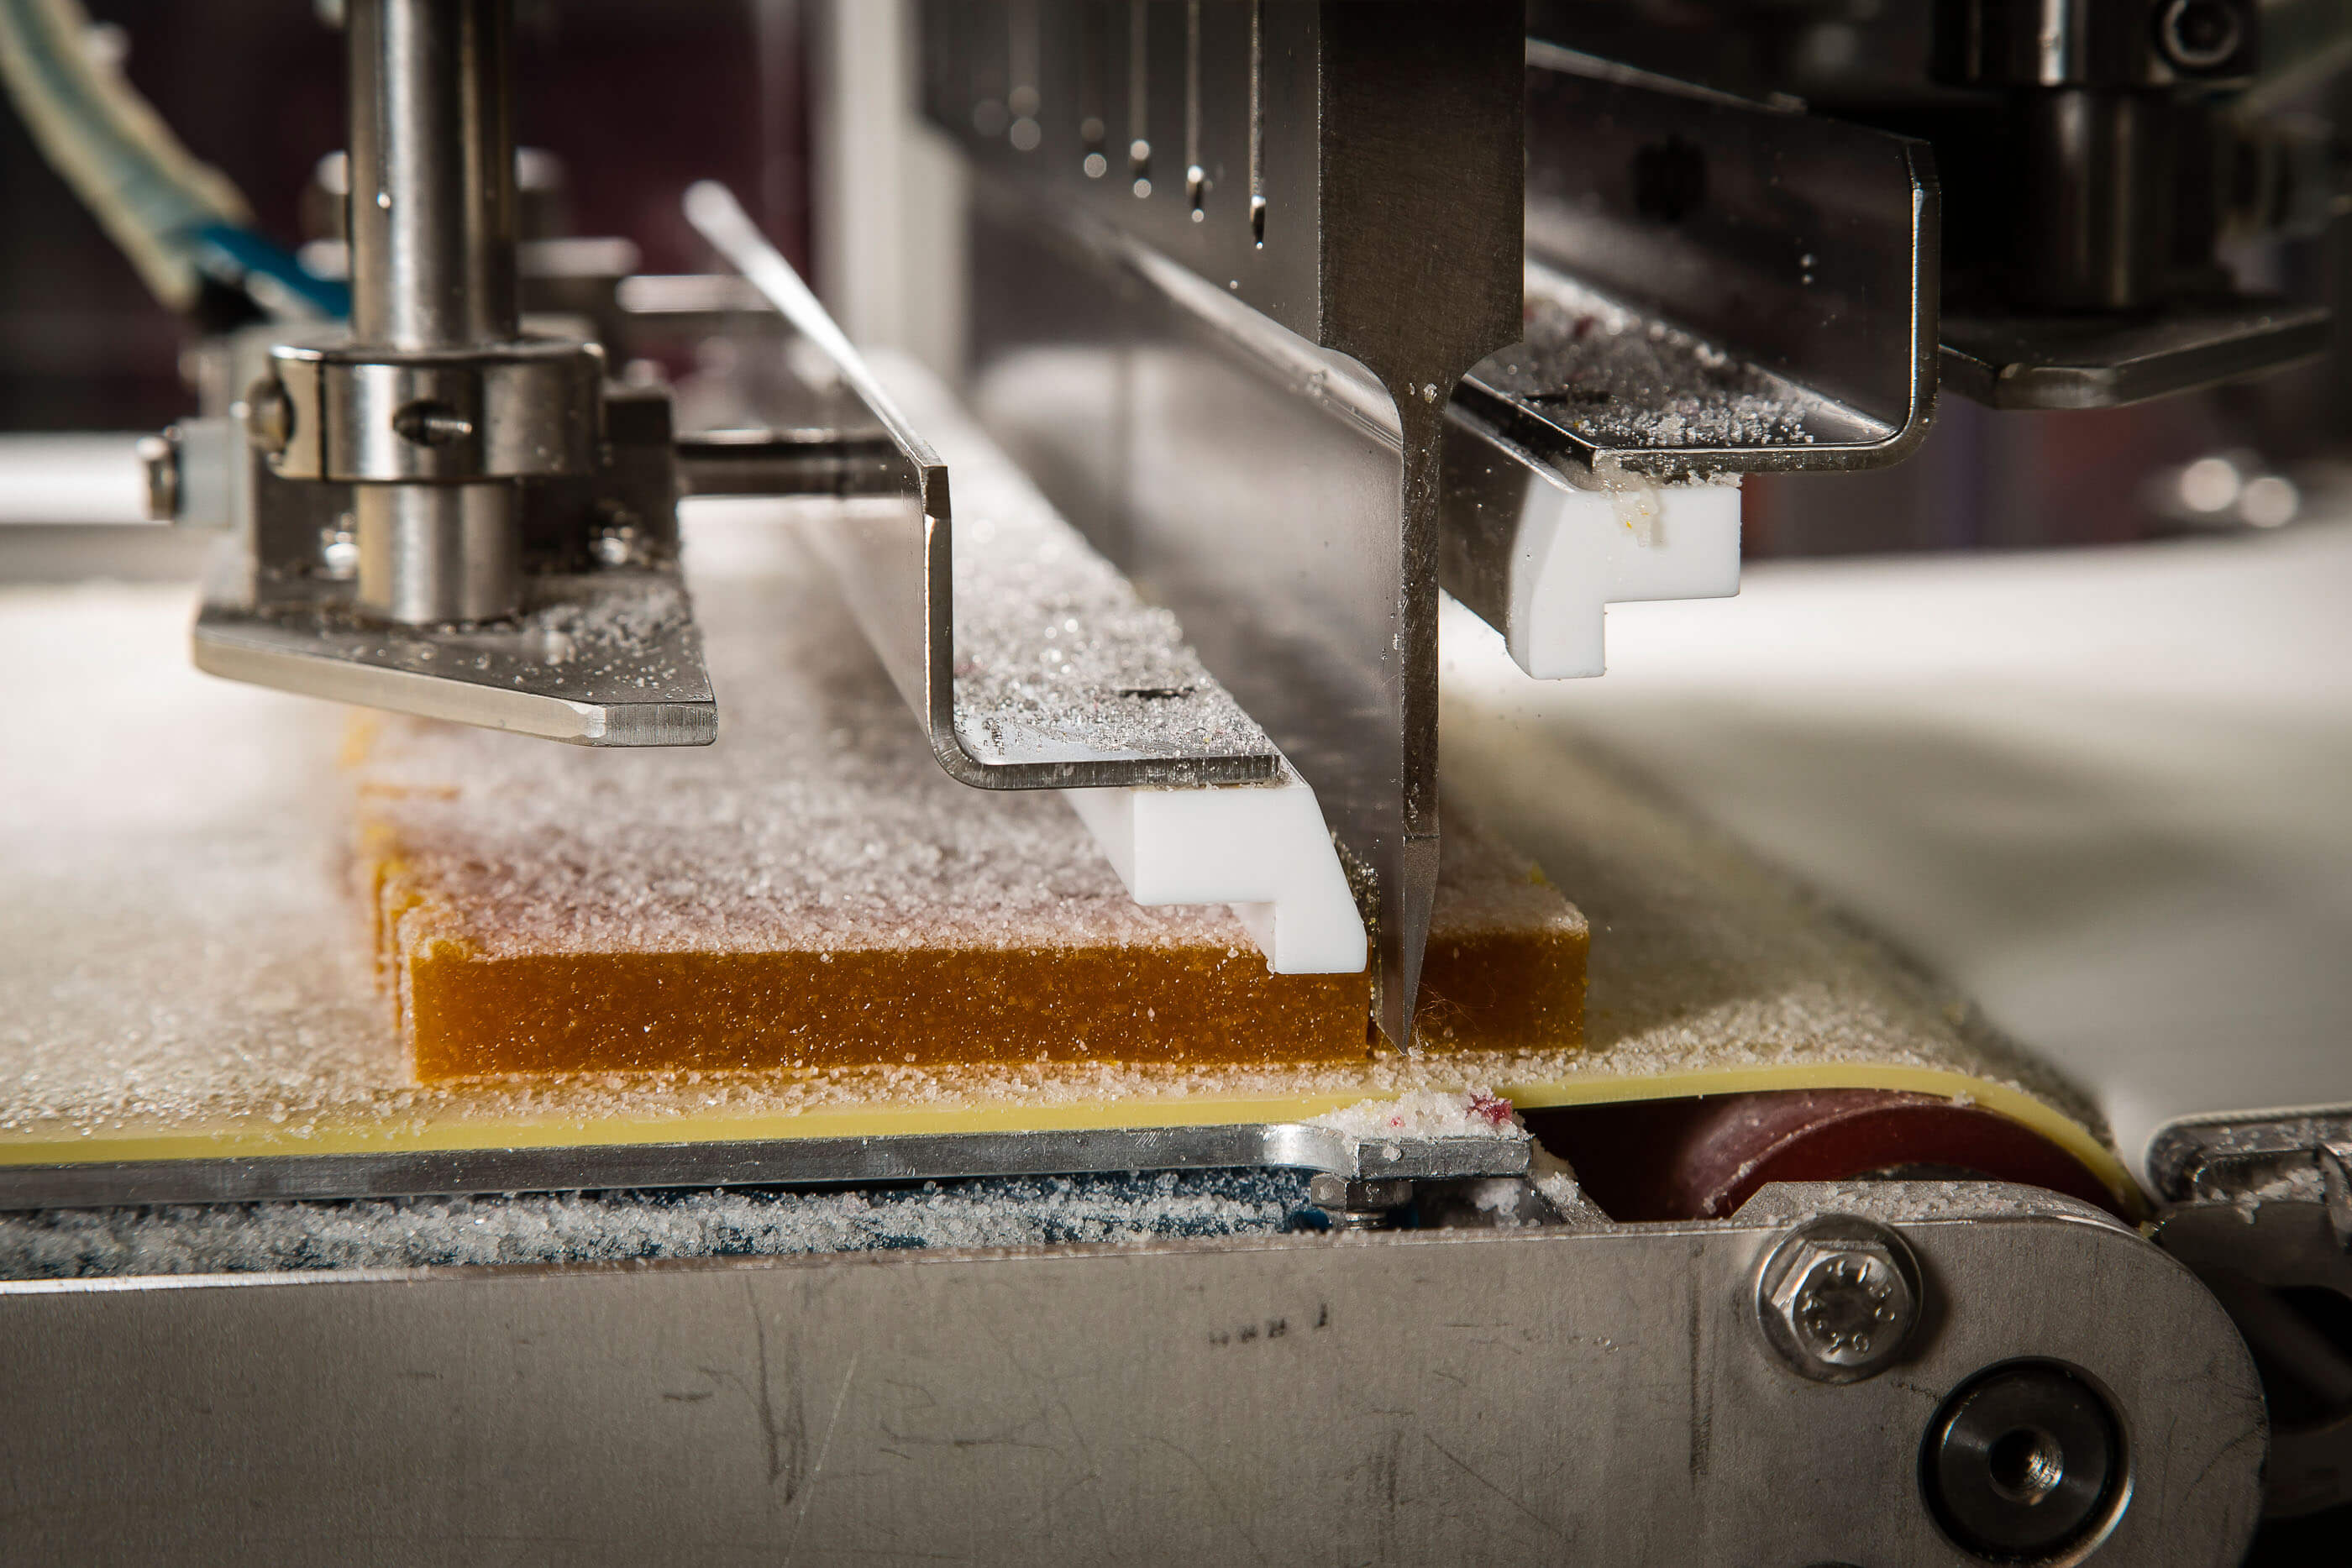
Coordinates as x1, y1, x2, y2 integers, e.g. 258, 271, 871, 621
355, 485, 519, 626
2013, 88, 2178, 312
347, 0, 518, 349
346, 0, 523, 624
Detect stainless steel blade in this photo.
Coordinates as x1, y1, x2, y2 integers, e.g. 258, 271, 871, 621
927, 1, 1525, 1046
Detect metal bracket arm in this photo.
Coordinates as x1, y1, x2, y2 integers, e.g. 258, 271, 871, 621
684, 181, 1284, 793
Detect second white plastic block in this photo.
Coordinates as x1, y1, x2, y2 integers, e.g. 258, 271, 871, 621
1063, 765, 1368, 975
1507, 468, 1743, 679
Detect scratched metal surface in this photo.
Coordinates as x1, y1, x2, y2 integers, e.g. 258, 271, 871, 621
0, 1186, 2259, 1565
933, 0, 1526, 1048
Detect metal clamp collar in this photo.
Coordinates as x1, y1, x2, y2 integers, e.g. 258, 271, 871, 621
255, 331, 603, 484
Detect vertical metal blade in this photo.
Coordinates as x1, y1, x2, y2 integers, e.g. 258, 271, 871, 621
927, 0, 1524, 1048
1384, 831, 1441, 1051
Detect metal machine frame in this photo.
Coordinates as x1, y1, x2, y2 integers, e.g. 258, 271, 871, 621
8, 2, 2351, 1560
0, 1181, 2269, 1566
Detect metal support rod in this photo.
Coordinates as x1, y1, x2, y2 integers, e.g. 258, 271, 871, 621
354, 484, 518, 625
345, 0, 522, 624
2015, 87, 2178, 312
347, 0, 517, 349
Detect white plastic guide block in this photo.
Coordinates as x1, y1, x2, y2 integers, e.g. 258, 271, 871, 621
1063, 765, 1368, 974
1505, 468, 1743, 679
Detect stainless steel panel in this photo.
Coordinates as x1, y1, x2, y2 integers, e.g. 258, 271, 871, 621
1940, 298, 2334, 410
192, 545, 717, 747
1476, 45, 1940, 478
969, 191, 1422, 1001
0, 1183, 2262, 1565
685, 181, 1284, 791
0, 1122, 1532, 1214
933, 1, 1526, 1047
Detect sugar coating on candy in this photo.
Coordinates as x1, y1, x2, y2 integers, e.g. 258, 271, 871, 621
353, 513, 1584, 1078
0, 569, 2095, 1164
354, 561, 1255, 963
349, 538, 1376, 1078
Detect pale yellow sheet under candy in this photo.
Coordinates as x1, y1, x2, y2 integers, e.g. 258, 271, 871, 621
0, 564, 2130, 1210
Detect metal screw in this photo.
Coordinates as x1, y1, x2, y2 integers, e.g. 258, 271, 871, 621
136, 432, 180, 522
244, 379, 294, 456
1755, 1216, 1922, 1382
589, 511, 646, 569
391, 399, 475, 448
318, 515, 360, 581
2155, 0, 2245, 74
1310, 1173, 1414, 1230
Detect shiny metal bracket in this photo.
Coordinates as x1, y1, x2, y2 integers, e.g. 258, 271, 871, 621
1440, 45, 1938, 685
192, 551, 717, 747
683, 181, 1283, 790
2145, 1104, 2352, 1204
1457, 45, 1941, 484
192, 368, 717, 747
0, 1119, 1530, 1212
922, 0, 1529, 1050
1940, 299, 2333, 411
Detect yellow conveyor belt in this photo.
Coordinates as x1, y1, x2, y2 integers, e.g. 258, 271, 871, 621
0, 580, 2131, 1210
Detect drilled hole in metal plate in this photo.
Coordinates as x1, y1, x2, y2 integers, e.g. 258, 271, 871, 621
1987, 1427, 2065, 1507
1921, 1361, 2124, 1561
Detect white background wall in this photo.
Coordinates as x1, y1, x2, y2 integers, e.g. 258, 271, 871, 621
810, 0, 965, 375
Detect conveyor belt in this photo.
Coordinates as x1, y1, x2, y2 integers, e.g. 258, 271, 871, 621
1439, 514, 2352, 1183
0, 559, 2133, 1209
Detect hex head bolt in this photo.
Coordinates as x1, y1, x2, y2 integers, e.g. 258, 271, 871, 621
1310, 1174, 1415, 1230
1754, 1215, 1924, 1382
